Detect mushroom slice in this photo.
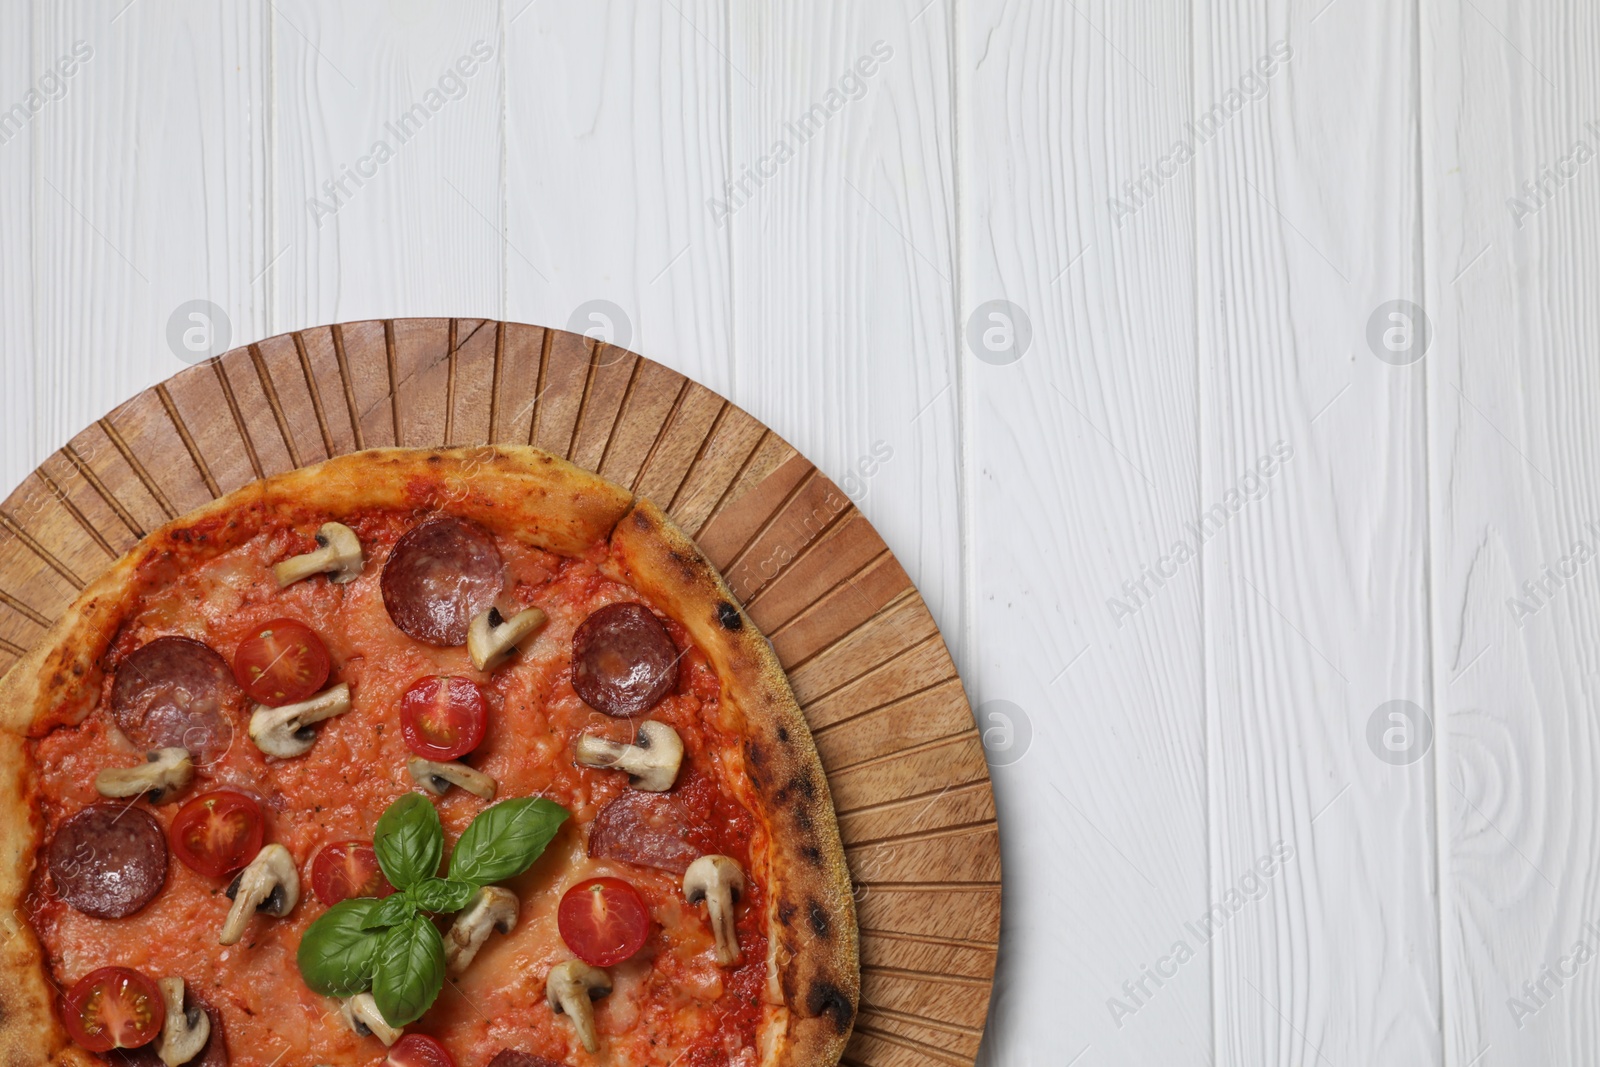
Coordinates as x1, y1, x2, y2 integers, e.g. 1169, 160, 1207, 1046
467, 606, 548, 672
407, 756, 497, 800
545, 959, 612, 1054
274, 522, 364, 588
220, 843, 299, 945
249, 683, 352, 759
95, 747, 194, 804
340, 992, 401, 1046
444, 885, 519, 975
155, 976, 210, 1067
574, 720, 684, 793
683, 854, 745, 966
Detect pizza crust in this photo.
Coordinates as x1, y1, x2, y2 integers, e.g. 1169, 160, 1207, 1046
608, 500, 860, 1067
0, 728, 81, 1065
0, 446, 858, 1067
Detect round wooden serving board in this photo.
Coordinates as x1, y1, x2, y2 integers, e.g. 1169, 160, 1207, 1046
0, 319, 998, 1066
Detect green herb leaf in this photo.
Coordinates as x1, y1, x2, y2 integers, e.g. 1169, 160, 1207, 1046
374, 792, 444, 890
448, 797, 570, 885
372, 914, 446, 1027
297, 898, 384, 996
360, 891, 417, 931
409, 877, 477, 914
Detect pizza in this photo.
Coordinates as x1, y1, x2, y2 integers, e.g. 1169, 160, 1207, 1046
0, 447, 859, 1067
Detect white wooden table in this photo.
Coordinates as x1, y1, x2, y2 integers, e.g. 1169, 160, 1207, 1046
1, 2, 1591, 1064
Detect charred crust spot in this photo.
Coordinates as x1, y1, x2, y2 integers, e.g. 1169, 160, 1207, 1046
668, 550, 698, 582
633, 511, 650, 530
717, 601, 744, 630
808, 899, 830, 938
747, 741, 765, 768
778, 902, 797, 927
776, 725, 790, 743
805, 981, 855, 1034
801, 845, 823, 867
788, 771, 817, 801
746, 765, 768, 792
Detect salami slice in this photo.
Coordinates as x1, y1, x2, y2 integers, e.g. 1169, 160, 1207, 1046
107, 993, 227, 1067
48, 803, 167, 919
381, 517, 505, 646
587, 791, 702, 874
572, 603, 680, 718
111, 637, 241, 762
486, 1053, 563, 1067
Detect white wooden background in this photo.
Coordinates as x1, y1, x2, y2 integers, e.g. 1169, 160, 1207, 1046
1, 1, 1595, 1064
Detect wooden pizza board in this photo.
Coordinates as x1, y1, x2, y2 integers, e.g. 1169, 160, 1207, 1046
0, 319, 999, 1067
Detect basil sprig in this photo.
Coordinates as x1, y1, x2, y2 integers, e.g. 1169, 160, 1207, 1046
297, 793, 569, 1026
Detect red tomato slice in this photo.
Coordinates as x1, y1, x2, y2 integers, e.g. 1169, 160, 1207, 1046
383, 1033, 457, 1067
310, 840, 396, 905
232, 618, 332, 706
170, 790, 264, 879
63, 966, 165, 1052
399, 677, 487, 760
558, 877, 652, 967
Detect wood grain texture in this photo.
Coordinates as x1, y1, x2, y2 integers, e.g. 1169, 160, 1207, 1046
269, 1, 504, 329
959, 3, 1210, 1063
1196, 1, 1438, 1062
1424, 2, 1600, 1063
0, 321, 998, 1066
503, 0, 733, 397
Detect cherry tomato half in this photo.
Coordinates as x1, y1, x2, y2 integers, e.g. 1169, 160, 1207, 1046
558, 877, 652, 967
170, 790, 264, 879
232, 618, 332, 707
383, 1033, 457, 1067
63, 966, 165, 1052
310, 840, 396, 905
399, 677, 487, 761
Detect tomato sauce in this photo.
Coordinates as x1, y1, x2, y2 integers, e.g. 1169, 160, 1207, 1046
27, 510, 768, 1067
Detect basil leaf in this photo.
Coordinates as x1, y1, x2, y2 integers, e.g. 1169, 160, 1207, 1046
448, 797, 570, 885
360, 892, 417, 931
297, 898, 384, 996
374, 792, 444, 890
372, 914, 446, 1027
410, 877, 476, 914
